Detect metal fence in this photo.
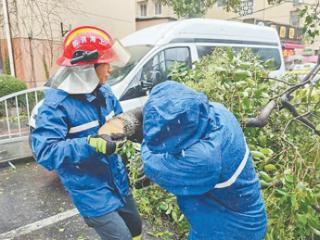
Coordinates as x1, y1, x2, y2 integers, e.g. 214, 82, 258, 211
0, 87, 46, 163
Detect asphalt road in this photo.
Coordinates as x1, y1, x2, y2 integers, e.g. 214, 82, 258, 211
0, 160, 158, 240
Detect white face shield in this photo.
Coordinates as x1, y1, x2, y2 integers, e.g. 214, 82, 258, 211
109, 40, 131, 68
45, 65, 99, 94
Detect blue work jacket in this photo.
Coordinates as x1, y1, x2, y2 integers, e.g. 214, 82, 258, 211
31, 84, 129, 217
142, 81, 267, 240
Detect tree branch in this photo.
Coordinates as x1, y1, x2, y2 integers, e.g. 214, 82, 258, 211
271, 64, 320, 100
263, 77, 293, 86
244, 100, 277, 127
244, 62, 320, 132
281, 96, 320, 135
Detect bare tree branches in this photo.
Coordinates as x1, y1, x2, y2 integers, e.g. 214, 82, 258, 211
2, 0, 81, 67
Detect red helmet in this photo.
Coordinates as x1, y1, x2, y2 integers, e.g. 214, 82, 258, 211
57, 26, 129, 67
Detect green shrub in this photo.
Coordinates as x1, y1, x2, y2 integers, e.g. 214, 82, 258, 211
0, 75, 28, 117
0, 74, 27, 97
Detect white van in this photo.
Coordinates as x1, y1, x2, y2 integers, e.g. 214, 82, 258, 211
29, 18, 284, 127
110, 18, 285, 112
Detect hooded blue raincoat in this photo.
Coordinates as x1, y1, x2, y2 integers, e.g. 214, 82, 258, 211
31, 84, 129, 217
141, 81, 267, 240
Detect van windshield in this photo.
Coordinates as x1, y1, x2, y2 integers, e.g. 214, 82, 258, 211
108, 45, 153, 86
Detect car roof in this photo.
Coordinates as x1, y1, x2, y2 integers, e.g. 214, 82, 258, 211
122, 18, 280, 47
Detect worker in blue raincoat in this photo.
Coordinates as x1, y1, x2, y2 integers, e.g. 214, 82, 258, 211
31, 26, 142, 240
141, 81, 267, 240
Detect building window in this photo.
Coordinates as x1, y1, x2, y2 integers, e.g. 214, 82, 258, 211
217, 0, 225, 7
155, 1, 162, 15
290, 11, 300, 26
238, 0, 254, 16
140, 3, 147, 17
293, 0, 303, 6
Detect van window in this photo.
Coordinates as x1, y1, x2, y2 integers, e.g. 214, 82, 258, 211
141, 47, 191, 85
197, 45, 282, 70
120, 47, 191, 101
197, 46, 215, 58
108, 45, 153, 86
164, 47, 192, 69
119, 69, 146, 101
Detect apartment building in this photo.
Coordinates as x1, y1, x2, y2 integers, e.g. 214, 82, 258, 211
0, 0, 136, 87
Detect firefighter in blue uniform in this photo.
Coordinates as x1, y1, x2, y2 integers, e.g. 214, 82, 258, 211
141, 81, 267, 240
31, 26, 142, 240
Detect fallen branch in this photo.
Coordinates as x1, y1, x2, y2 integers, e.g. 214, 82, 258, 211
244, 61, 320, 133
263, 77, 293, 86
271, 64, 320, 101
245, 100, 277, 127
281, 96, 320, 135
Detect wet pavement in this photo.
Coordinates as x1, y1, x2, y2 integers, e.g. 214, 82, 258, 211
0, 160, 158, 240
0, 138, 32, 163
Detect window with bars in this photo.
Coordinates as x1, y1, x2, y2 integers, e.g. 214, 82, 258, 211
217, 0, 225, 7
140, 3, 147, 17
290, 11, 300, 26
237, 0, 254, 16
293, 0, 303, 6
155, 1, 162, 15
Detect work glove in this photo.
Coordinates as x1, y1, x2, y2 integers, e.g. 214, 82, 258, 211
87, 134, 126, 155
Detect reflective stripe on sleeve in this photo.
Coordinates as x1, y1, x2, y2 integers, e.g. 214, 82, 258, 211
105, 111, 115, 121
214, 143, 250, 189
69, 120, 99, 134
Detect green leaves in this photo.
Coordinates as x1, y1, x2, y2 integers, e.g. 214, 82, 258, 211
264, 164, 277, 173
252, 150, 268, 161
160, 0, 218, 18
234, 69, 252, 80
299, 6, 320, 43
259, 171, 273, 183
159, 201, 169, 211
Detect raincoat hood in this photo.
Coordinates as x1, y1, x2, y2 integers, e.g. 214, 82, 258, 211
143, 81, 210, 154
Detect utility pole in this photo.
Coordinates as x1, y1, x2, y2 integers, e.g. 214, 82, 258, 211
2, 0, 16, 77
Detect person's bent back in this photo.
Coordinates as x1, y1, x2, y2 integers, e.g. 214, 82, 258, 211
141, 81, 267, 240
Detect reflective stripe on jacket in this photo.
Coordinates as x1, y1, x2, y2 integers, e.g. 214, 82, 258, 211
31, 84, 129, 217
